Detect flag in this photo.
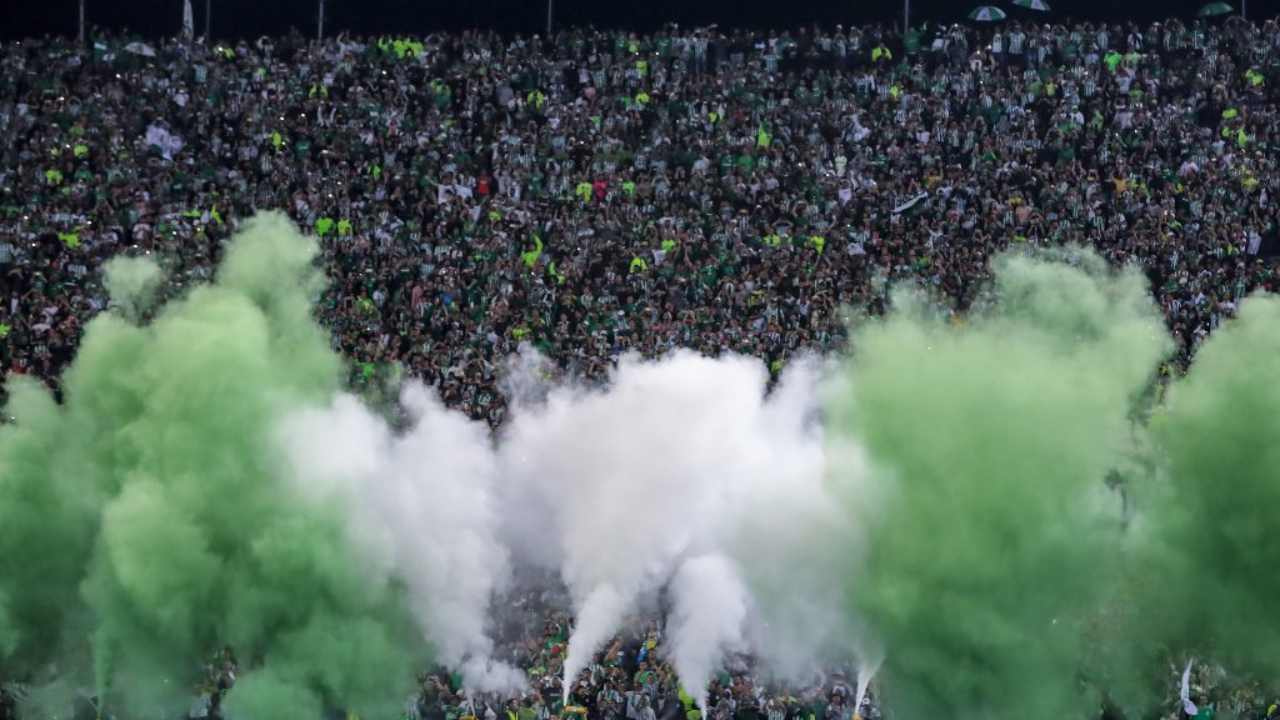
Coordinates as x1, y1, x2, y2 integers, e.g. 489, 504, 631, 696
182, 0, 194, 40
547, 261, 566, 285
893, 191, 929, 214
522, 234, 544, 268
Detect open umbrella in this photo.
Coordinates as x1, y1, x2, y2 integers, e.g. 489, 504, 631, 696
1198, 1, 1233, 15
1013, 0, 1051, 10
124, 41, 157, 57
968, 6, 1008, 21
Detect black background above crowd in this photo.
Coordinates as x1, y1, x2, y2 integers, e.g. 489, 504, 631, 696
1, 0, 1242, 41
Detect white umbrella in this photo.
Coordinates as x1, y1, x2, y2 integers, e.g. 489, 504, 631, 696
1197, 1, 1233, 15
124, 41, 157, 57
968, 6, 1008, 21
1013, 0, 1051, 11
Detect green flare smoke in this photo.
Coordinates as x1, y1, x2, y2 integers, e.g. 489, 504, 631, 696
4, 210, 1280, 720
0, 213, 422, 719
829, 250, 1173, 720
1139, 294, 1280, 678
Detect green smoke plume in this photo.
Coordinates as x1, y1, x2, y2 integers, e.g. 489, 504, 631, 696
1138, 295, 1280, 682
829, 250, 1172, 720
0, 212, 423, 718
102, 255, 165, 320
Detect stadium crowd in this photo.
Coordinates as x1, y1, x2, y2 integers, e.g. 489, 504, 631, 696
180, 582, 1273, 720
2, 13, 1280, 720
3, 16, 1280, 422
180, 583, 879, 720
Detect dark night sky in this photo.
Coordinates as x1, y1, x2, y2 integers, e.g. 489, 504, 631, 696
0, 0, 1253, 41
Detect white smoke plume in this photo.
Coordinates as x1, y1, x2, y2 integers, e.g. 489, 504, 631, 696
497, 351, 750, 700
276, 383, 526, 695
494, 350, 855, 701
853, 653, 883, 719
274, 349, 861, 702
721, 357, 863, 683
560, 583, 630, 702
667, 554, 751, 716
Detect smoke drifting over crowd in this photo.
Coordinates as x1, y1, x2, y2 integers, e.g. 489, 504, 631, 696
492, 350, 840, 705
829, 252, 1171, 720
1, 214, 1278, 719
0, 214, 422, 719
1136, 295, 1280, 684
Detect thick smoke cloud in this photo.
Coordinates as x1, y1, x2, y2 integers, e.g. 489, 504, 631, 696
0, 215, 852, 717
493, 351, 844, 702
8, 213, 1280, 720
0, 214, 424, 718
277, 384, 524, 695
1136, 295, 1280, 684
667, 554, 750, 716
827, 251, 1173, 720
